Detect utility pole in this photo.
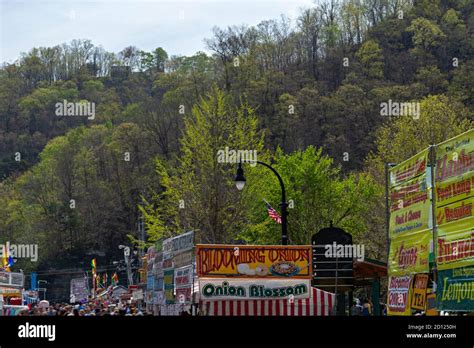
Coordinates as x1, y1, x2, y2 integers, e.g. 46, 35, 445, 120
139, 212, 145, 259
385, 163, 396, 263
138, 211, 146, 289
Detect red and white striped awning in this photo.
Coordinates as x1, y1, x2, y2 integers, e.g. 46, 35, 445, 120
200, 287, 334, 316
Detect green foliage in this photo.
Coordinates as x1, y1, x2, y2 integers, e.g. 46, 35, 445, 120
241, 147, 381, 246
407, 18, 446, 50
355, 40, 384, 79
369, 94, 472, 170
1, 0, 473, 276
142, 87, 266, 244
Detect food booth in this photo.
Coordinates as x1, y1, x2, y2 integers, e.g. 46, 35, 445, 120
196, 244, 335, 316
0, 271, 25, 315
199, 285, 334, 316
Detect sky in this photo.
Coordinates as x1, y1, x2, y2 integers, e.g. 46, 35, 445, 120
0, 0, 314, 63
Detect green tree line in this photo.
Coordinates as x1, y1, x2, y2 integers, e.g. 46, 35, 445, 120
0, 0, 473, 275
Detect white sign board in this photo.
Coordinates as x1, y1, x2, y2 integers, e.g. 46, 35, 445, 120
132, 289, 144, 300
70, 278, 89, 303
199, 278, 311, 300
0, 271, 24, 287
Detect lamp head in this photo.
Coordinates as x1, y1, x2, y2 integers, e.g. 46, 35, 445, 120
235, 162, 246, 191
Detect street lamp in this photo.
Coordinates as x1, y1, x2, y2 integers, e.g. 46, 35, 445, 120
234, 162, 246, 191
235, 161, 288, 245
119, 245, 133, 286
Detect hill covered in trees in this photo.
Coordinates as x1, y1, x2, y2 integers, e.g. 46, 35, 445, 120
0, 0, 473, 277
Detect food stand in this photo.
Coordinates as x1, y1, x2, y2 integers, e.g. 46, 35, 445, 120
196, 244, 335, 316
0, 271, 25, 315
386, 130, 474, 315
200, 285, 334, 316
146, 232, 195, 316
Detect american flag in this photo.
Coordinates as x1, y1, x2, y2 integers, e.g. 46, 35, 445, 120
264, 199, 282, 224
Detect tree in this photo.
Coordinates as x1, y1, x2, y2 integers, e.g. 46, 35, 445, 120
355, 39, 384, 80
119, 46, 141, 71
367, 94, 473, 176
407, 17, 446, 65
205, 25, 255, 90
139, 47, 168, 74
448, 60, 474, 109
240, 146, 381, 249
297, 8, 321, 79
141, 87, 266, 243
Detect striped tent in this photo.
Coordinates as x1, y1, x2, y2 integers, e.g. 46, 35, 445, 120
200, 287, 334, 316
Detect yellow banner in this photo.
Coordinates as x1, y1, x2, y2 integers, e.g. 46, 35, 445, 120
435, 129, 474, 270
387, 275, 412, 316
388, 229, 431, 276
435, 129, 474, 186
435, 172, 473, 208
389, 149, 428, 188
436, 216, 474, 271
389, 175, 431, 238
436, 196, 473, 226
388, 148, 432, 276
196, 245, 312, 278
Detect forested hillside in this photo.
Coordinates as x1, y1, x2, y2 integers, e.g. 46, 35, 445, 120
0, 0, 473, 275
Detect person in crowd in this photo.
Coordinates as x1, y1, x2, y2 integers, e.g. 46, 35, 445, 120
351, 300, 363, 316
361, 298, 373, 316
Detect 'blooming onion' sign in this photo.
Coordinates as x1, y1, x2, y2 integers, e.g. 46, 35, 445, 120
196, 245, 312, 278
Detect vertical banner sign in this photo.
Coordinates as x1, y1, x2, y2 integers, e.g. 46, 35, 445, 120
388, 148, 431, 276
174, 264, 193, 303
411, 273, 429, 310
164, 269, 174, 304
162, 236, 174, 304
435, 129, 474, 311
30, 272, 37, 290
387, 275, 412, 316
160, 231, 195, 306
435, 129, 474, 272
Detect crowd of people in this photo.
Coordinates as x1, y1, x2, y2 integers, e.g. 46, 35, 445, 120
350, 298, 387, 316
15, 298, 148, 316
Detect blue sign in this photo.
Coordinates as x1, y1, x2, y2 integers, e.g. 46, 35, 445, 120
30, 272, 37, 290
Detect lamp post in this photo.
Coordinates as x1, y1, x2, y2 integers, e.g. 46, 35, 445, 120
235, 161, 288, 245
37, 280, 48, 300
119, 245, 133, 286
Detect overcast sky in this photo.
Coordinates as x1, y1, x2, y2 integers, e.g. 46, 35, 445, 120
0, 0, 314, 63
